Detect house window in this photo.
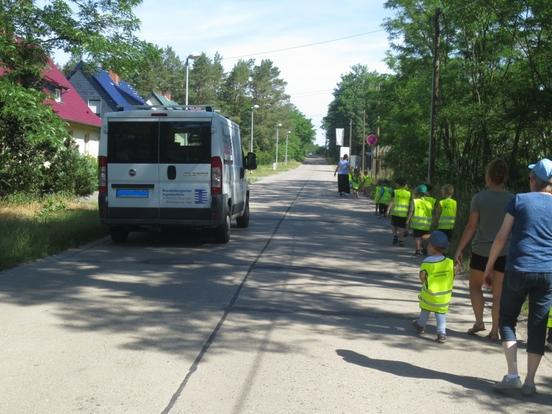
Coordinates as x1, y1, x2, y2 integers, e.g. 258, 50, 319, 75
54, 88, 62, 103
88, 99, 101, 115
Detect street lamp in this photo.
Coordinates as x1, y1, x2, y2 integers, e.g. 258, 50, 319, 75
249, 104, 259, 152
185, 54, 200, 106
285, 130, 291, 164
275, 123, 282, 169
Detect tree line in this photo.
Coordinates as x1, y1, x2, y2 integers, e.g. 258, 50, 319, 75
324, 0, 552, 196
0, 0, 316, 197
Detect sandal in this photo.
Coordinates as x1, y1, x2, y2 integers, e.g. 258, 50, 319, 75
467, 323, 486, 335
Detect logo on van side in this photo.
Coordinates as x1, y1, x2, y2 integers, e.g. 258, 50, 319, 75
194, 189, 208, 204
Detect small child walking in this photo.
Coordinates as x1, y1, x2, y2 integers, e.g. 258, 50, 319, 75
412, 231, 455, 343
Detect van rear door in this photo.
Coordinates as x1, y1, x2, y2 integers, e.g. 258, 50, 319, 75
158, 120, 212, 220
107, 119, 160, 219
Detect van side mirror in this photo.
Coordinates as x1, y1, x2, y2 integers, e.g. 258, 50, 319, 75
245, 152, 257, 170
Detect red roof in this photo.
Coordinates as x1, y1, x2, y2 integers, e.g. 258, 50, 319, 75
42, 59, 101, 128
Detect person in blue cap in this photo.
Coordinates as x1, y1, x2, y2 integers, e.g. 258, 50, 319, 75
484, 158, 552, 396
412, 230, 455, 343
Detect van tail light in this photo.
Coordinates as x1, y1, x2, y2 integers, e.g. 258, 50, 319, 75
99, 156, 108, 194
211, 156, 223, 195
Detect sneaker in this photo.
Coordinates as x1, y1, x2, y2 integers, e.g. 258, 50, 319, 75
412, 320, 425, 334
521, 383, 536, 397
436, 333, 447, 343
398, 240, 404, 247
414, 250, 421, 256
392, 236, 398, 245
493, 375, 522, 396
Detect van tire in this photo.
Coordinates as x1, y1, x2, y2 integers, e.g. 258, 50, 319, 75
214, 211, 231, 243
236, 200, 250, 228
110, 227, 129, 243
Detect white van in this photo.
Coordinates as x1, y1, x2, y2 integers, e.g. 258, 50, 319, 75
98, 106, 257, 243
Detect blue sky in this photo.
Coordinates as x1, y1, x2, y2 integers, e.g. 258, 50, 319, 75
51, 1, 393, 144
135, 1, 394, 144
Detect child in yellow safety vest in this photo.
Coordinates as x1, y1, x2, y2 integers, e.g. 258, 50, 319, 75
361, 170, 372, 197
412, 230, 455, 343
387, 178, 411, 246
435, 184, 457, 241
408, 184, 435, 256
350, 168, 361, 199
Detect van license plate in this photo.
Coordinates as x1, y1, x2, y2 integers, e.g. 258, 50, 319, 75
116, 189, 149, 198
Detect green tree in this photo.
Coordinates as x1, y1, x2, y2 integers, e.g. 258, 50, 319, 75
0, 0, 147, 195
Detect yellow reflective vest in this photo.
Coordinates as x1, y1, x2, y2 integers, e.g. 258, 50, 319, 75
380, 186, 393, 205
374, 185, 382, 202
437, 198, 457, 230
411, 198, 433, 231
419, 258, 455, 314
391, 188, 411, 217
548, 309, 552, 328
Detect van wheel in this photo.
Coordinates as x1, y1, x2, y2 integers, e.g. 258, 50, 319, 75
236, 200, 250, 228
214, 211, 231, 243
110, 227, 128, 243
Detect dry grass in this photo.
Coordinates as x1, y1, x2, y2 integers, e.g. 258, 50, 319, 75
0, 195, 106, 271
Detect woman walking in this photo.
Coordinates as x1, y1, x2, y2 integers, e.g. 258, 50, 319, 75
484, 158, 552, 396
334, 154, 351, 196
454, 159, 514, 340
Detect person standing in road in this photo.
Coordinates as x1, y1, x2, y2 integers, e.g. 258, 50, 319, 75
454, 159, 514, 341
334, 154, 351, 196
484, 158, 552, 396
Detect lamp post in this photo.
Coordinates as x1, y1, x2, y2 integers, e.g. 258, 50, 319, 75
249, 104, 259, 152
285, 130, 291, 164
275, 123, 282, 169
185, 54, 200, 106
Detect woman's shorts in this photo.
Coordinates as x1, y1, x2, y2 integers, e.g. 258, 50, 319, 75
391, 215, 407, 228
412, 229, 430, 238
470, 252, 506, 273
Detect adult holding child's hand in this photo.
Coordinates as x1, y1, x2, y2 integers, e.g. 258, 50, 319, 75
485, 158, 552, 396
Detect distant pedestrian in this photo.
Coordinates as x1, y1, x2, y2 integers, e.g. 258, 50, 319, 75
350, 168, 361, 199
435, 184, 457, 241
485, 158, 552, 396
412, 231, 455, 343
387, 178, 411, 246
334, 154, 351, 196
454, 159, 513, 341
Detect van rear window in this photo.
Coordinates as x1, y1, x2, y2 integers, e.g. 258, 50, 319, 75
108, 122, 158, 163
160, 121, 211, 164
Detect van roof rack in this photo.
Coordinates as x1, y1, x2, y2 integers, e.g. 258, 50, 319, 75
124, 105, 214, 112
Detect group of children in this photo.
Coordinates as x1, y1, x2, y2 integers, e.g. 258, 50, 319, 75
372, 179, 458, 342
369, 178, 552, 347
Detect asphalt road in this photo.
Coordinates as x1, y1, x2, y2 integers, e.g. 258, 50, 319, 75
1, 157, 550, 413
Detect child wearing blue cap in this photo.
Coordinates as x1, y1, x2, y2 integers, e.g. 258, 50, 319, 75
412, 230, 455, 343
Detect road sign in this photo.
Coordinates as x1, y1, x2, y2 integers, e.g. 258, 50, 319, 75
366, 134, 378, 145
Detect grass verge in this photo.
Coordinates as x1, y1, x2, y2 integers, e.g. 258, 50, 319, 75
0, 194, 106, 271
247, 161, 301, 184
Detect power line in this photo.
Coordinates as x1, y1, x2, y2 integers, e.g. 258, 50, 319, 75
223, 29, 386, 61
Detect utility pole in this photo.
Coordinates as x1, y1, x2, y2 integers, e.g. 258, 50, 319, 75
348, 118, 353, 156
362, 110, 366, 172
427, 7, 441, 184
